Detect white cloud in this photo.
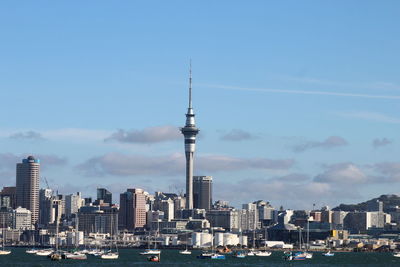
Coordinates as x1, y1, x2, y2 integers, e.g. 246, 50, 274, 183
372, 138, 393, 148
292, 136, 348, 152
220, 129, 258, 141
200, 84, 400, 100
77, 153, 295, 177
9, 131, 45, 141
314, 163, 367, 184
105, 125, 181, 144
338, 111, 400, 124
214, 177, 353, 209
0, 153, 67, 171
43, 128, 112, 142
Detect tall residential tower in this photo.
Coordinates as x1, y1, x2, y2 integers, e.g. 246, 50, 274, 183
181, 65, 200, 209
16, 156, 40, 225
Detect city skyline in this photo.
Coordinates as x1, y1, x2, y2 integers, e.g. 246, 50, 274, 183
0, 1, 399, 209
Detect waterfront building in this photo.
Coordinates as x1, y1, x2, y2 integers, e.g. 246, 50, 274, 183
193, 176, 212, 210
191, 232, 212, 248
11, 207, 32, 230
16, 156, 40, 225
206, 209, 240, 231
77, 205, 118, 235
119, 188, 146, 230
181, 65, 200, 209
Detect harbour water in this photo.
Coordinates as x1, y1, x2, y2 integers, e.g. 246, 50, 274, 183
1, 248, 400, 266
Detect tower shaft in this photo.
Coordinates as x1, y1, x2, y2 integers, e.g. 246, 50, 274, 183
181, 64, 199, 210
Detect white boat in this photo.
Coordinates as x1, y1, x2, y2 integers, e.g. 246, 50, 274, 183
88, 249, 104, 255
101, 215, 119, 260
323, 251, 334, 257
393, 252, 400, 257
36, 249, 54, 256
93, 250, 106, 257
179, 249, 191, 255
140, 249, 161, 255
247, 249, 256, 256
101, 252, 119, 259
305, 252, 313, 259
0, 250, 11, 255
179, 232, 192, 255
26, 248, 38, 254
255, 250, 272, 256
63, 252, 87, 260
80, 249, 89, 254
210, 253, 225, 260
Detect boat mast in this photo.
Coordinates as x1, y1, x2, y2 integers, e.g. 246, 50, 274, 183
306, 212, 310, 251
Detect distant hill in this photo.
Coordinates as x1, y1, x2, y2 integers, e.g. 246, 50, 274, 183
332, 194, 400, 213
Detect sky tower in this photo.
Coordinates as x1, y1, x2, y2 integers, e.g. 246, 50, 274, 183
181, 64, 200, 210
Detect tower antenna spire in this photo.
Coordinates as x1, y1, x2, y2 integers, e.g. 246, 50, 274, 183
189, 60, 192, 109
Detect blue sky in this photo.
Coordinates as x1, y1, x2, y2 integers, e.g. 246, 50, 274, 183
0, 1, 399, 209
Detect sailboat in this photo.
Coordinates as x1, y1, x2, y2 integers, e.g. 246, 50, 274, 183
101, 214, 119, 260
0, 226, 11, 255
286, 228, 306, 261
247, 213, 257, 256
50, 219, 62, 261
305, 214, 313, 259
179, 232, 191, 255
255, 227, 271, 256
140, 220, 161, 255
26, 233, 37, 254
323, 250, 335, 257
63, 217, 87, 260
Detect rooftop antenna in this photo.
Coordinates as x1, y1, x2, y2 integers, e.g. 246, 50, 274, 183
189, 59, 192, 109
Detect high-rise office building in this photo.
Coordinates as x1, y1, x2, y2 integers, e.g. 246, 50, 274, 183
97, 188, 112, 205
16, 156, 40, 225
181, 65, 200, 209
118, 188, 146, 230
39, 188, 52, 226
193, 176, 212, 210
65, 192, 83, 218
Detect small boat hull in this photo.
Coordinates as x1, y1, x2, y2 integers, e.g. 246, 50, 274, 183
255, 251, 272, 257
63, 253, 87, 260
36, 250, 54, 256
140, 249, 161, 255
0, 250, 11, 255
101, 252, 119, 259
